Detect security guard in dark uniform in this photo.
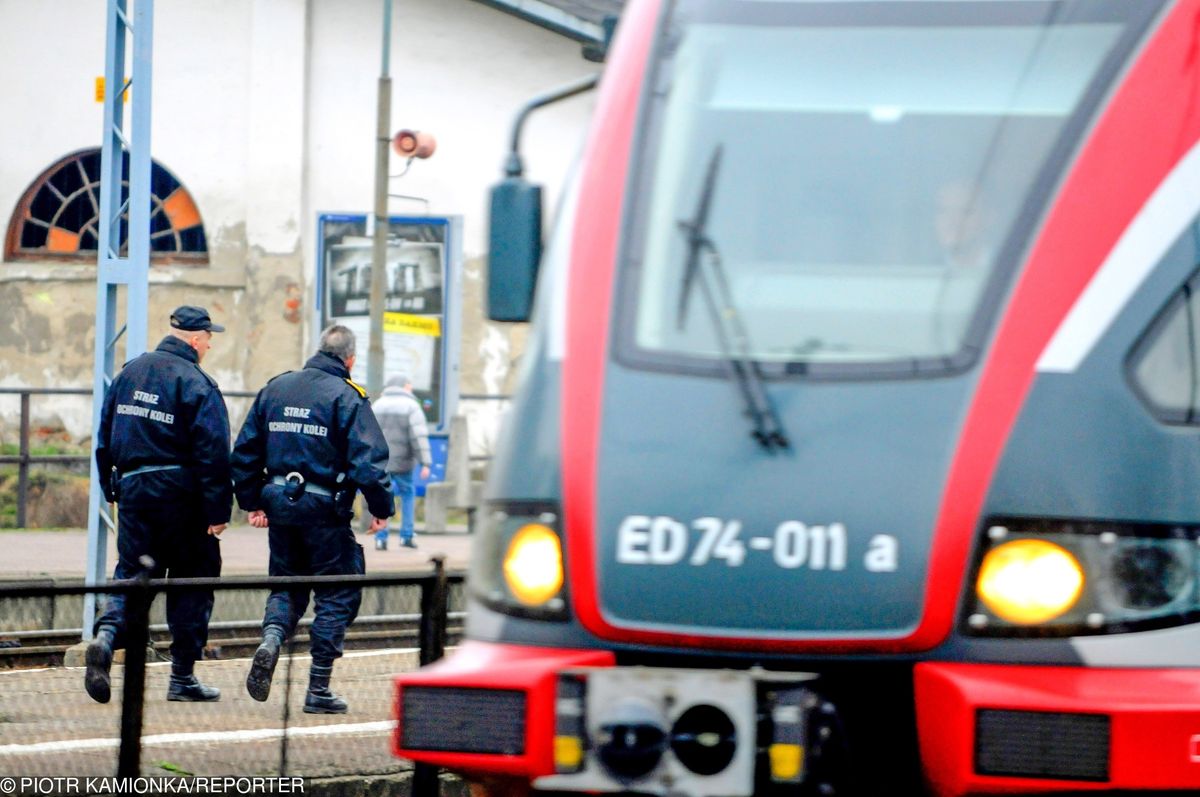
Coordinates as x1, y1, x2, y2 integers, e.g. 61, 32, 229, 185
86, 306, 232, 704
231, 324, 393, 714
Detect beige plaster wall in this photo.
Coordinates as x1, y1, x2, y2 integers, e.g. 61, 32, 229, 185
0, 251, 527, 456
0, 249, 304, 445
0, 0, 589, 458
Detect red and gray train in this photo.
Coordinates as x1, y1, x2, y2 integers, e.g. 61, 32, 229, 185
393, 0, 1200, 794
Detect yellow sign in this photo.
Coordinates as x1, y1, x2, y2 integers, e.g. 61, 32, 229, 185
94, 76, 130, 103
384, 312, 441, 337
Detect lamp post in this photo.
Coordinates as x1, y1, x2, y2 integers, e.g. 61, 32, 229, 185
367, 0, 393, 397
367, 4, 436, 397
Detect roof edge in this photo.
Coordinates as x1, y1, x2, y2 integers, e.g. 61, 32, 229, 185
469, 0, 605, 43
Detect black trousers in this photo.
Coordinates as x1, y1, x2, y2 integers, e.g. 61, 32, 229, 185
95, 504, 222, 666
261, 521, 365, 667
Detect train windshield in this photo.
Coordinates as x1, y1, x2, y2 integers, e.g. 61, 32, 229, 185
620, 0, 1159, 377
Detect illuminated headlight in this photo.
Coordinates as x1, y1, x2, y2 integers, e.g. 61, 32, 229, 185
470, 501, 568, 619
505, 523, 564, 606
976, 539, 1084, 624
964, 519, 1198, 636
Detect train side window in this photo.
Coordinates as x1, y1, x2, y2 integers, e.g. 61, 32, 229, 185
1129, 283, 1198, 424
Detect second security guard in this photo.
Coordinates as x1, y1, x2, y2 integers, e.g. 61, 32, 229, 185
230, 324, 393, 713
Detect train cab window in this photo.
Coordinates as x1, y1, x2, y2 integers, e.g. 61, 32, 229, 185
615, 0, 1161, 379
1130, 280, 1200, 424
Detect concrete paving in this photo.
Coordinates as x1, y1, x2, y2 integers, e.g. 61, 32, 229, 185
0, 526, 477, 634
0, 528, 477, 782
0, 526, 475, 579
0, 649, 422, 778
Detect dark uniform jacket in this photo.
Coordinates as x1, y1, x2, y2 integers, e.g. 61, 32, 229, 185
95, 335, 233, 526
230, 352, 394, 524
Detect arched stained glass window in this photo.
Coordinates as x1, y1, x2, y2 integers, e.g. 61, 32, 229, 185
4, 148, 208, 263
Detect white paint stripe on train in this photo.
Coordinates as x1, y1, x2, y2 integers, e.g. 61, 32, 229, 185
548, 170, 581, 362
0, 721, 393, 756
1037, 138, 1200, 373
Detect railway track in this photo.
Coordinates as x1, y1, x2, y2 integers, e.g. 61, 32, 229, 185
0, 612, 465, 669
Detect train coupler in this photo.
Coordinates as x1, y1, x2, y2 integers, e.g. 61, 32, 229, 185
536, 667, 848, 797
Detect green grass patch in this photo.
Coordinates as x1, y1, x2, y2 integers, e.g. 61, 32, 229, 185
0, 467, 89, 529
0, 443, 85, 456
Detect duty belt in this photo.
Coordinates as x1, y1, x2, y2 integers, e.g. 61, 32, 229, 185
271, 473, 334, 497
121, 464, 183, 480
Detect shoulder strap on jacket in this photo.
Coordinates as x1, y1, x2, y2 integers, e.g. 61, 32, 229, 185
345, 378, 368, 399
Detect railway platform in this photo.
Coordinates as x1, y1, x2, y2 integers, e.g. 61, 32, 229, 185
0, 525, 474, 579
0, 529, 475, 783
0, 648, 425, 779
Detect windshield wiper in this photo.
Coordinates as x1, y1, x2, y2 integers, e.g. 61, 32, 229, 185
676, 145, 789, 451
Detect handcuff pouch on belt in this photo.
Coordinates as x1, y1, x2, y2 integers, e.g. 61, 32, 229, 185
282, 472, 306, 502
281, 471, 353, 517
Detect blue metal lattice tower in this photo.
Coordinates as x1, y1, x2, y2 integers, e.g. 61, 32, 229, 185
84, 0, 154, 637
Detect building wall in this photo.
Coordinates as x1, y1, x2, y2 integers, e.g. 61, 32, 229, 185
0, 0, 594, 452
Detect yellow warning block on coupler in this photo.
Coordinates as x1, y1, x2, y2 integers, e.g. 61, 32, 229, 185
553, 736, 583, 770
769, 742, 804, 781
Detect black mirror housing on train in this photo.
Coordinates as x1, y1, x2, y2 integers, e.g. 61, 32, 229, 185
487, 174, 543, 322
582, 15, 620, 63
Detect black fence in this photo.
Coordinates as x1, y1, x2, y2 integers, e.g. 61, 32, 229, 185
0, 561, 465, 792
0, 388, 91, 529
0, 387, 509, 529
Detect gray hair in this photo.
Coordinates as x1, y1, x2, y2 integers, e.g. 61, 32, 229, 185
385, 373, 411, 389
319, 324, 356, 362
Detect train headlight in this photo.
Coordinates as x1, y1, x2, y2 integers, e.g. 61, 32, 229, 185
964, 519, 1198, 636
976, 539, 1084, 624
470, 501, 569, 620
1109, 540, 1190, 610
504, 523, 564, 606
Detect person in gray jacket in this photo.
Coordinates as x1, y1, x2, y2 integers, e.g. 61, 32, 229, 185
373, 373, 431, 549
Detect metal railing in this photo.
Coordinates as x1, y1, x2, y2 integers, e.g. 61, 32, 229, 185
0, 559, 463, 790
0, 388, 91, 529
0, 387, 510, 529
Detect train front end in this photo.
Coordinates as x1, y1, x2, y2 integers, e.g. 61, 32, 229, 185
395, 0, 1200, 794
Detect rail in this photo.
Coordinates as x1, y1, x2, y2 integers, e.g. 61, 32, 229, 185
0, 612, 467, 668
0, 387, 510, 529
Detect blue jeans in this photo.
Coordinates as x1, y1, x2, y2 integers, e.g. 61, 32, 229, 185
376, 470, 415, 544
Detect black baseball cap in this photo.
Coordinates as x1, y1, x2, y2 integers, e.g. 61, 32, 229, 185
170, 306, 225, 333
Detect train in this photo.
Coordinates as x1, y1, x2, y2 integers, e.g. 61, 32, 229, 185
393, 0, 1200, 794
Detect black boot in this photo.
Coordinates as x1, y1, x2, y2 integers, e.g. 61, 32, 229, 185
245, 625, 286, 702
167, 661, 220, 702
84, 626, 116, 704
303, 663, 348, 714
